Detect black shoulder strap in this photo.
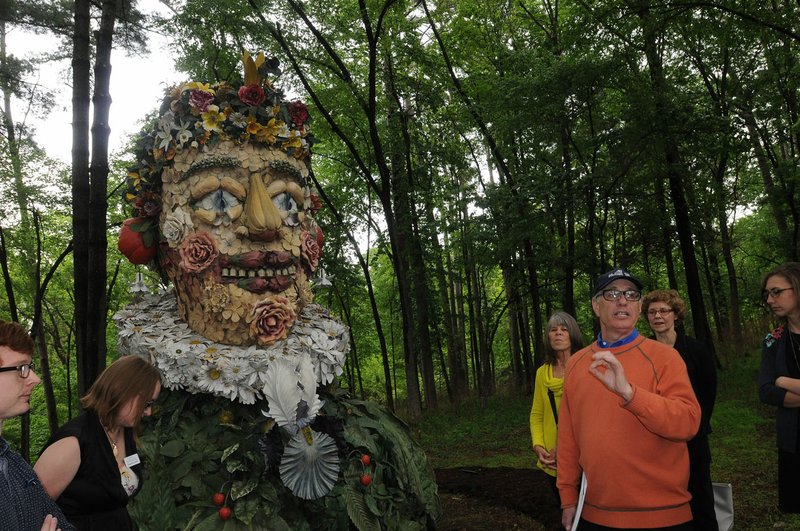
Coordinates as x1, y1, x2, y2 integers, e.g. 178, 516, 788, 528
547, 389, 558, 424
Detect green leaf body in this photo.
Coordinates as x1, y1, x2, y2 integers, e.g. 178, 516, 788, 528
129, 388, 442, 530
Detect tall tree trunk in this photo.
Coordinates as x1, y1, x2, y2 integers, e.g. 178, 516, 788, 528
428, 199, 466, 401
85, 0, 117, 383
0, 22, 29, 229
698, 237, 724, 340
739, 104, 792, 257
410, 213, 437, 409
72, 0, 93, 395
446, 227, 470, 396
310, 170, 394, 408
384, 51, 437, 409
653, 174, 679, 290
560, 124, 576, 316
333, 284, 364, 399
503, 263, 524, 392
640, 4, 714, 348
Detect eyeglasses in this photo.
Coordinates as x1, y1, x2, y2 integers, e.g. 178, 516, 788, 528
763, 287, 794, 302
0, 362, 35, 379
647, 308, 674, 317
144, 399, 156, 409
598, 289, 641, 302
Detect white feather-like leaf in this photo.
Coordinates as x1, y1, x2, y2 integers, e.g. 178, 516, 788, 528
262, 357, 301, 429
296, 356, 322, 420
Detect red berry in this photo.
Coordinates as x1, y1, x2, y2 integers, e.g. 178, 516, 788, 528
360, 474, 372, 486
360, 454, 371, 466
212, 492, 225, 506
218, 507, 232, 520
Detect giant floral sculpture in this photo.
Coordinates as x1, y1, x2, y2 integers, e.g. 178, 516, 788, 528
114, 52, 440, 530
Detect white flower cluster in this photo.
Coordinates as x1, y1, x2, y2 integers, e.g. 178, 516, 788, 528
114, 290, 349, 404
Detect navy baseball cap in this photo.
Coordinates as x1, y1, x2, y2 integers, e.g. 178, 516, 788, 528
594, 268, 644, 295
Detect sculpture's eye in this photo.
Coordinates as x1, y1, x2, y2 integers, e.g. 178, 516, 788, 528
197, 190, 240, 212
272, 192, 300, 226
194, 190, 242, 225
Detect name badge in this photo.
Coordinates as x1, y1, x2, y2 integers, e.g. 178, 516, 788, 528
124, 453, 141, 467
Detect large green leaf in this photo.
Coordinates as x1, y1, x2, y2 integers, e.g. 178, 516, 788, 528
345, 485, 381, 531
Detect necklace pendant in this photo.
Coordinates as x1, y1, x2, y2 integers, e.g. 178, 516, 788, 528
112, 444, 118, 457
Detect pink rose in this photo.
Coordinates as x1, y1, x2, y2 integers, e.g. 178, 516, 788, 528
238, 84, 266, 107
288, 100, 309, 126
301, 230, 321, 273
250, 296, 296, 345
189, 90, 215, 113
178, 232, 218, 273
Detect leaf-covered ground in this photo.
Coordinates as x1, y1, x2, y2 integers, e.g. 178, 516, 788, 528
435, 467, 560, 530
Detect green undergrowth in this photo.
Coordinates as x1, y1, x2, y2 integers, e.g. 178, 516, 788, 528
418, 390, 533, 470
417, 352, 800, 530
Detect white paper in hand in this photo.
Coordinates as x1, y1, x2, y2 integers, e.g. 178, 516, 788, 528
571, 472, 588, 531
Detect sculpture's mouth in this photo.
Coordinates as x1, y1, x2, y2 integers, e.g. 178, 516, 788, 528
220, 263, 296, 279
219, 251, 296, 294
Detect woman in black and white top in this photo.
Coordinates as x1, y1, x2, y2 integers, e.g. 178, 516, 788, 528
35, 356, 161, 530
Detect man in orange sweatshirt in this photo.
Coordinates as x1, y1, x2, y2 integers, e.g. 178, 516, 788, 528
557, 269, 701, 530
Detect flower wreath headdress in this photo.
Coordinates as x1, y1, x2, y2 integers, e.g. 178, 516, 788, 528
119, 51, 315, 265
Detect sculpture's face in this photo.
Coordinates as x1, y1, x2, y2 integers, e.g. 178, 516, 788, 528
159, 140, 322, 346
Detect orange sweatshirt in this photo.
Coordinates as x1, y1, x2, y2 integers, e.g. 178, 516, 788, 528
556, 335, 701, 528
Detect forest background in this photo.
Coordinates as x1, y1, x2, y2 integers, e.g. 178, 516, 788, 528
0, 0, 797, 480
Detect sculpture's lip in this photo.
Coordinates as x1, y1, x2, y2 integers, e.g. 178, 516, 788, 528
228, 273, 293, 294
220, 250, 294, 269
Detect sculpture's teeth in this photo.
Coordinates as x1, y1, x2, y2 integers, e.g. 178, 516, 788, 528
221, 265, 296, 279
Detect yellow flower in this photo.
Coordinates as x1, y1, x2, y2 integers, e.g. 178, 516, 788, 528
282, 130, 302, 151
202, 105, 225, 132
183, 81, 215, 94
257, 118, 283, 144
127, 171, 143, 191
246, 116, 262, 136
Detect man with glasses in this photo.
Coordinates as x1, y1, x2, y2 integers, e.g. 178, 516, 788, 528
557, 269, 701, 530
0, 319, 75, 531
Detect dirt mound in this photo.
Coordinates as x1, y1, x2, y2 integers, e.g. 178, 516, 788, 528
435, 467, 562, 530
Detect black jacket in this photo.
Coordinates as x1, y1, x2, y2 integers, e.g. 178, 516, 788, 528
759, 325, 800, 453
673, 330, 717, 437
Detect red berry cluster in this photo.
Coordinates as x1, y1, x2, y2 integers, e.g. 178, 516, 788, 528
213, 491, 232, 520
359, 453, 373, 487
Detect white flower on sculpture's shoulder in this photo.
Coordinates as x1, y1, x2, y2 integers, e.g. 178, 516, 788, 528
113, 292, 350, 404
162, 208, 195, 248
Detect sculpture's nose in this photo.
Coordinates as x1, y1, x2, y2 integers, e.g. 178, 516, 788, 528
244, 173, 283, 233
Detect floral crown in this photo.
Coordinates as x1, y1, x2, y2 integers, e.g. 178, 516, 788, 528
124, 51, 314, 219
